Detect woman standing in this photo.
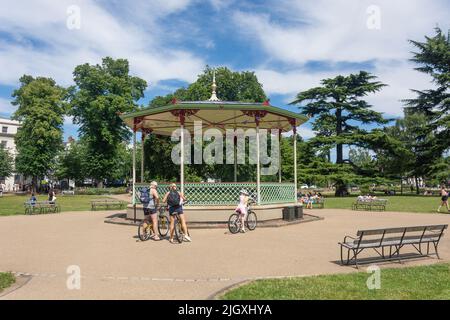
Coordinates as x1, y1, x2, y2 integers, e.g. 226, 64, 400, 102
163, 183, 191, 243
437, 186, 449, 213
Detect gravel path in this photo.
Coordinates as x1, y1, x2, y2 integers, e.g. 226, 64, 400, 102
0, 209, 448, 299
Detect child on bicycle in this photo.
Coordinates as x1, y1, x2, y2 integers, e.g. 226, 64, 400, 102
235, 189, 249, 233
163, 183, 191, 243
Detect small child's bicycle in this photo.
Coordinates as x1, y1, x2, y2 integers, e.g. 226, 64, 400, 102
228, 199, 257, 234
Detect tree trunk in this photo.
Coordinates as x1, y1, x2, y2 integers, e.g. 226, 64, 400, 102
400, 177, 403, 195
336, 108, 343, 164
334, 107, 347, 197
32, 176, 37, 193
335, 180, 348, 197
415, 176, 420, 195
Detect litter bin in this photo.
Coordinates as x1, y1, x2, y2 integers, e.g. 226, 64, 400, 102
294, 204, 304, 219
282, 206, 296, 221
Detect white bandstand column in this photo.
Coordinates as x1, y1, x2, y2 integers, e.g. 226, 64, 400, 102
234, 136, 237, 182
141, 133, 145, 183
180, 122, 185, 195
293, 124, 298, 203
278, 129, 282, 183
132, 125, 137, 207
256, 123, 261, 205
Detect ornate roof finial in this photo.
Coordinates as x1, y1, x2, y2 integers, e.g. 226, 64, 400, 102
208, 69, 220, 101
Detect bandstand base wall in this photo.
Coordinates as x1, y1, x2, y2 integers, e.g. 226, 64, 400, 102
126, 203, 296, 223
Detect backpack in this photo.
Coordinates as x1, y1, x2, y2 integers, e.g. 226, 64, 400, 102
139, 187, 151, 204
167, 190, 180, 207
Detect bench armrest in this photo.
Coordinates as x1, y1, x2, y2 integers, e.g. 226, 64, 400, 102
343, 235, 359, 243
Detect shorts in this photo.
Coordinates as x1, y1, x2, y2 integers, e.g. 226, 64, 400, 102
442, 196, 449, 202
169, 205, 183, 215
143, 207, 157, 216
235, 205, 247, 216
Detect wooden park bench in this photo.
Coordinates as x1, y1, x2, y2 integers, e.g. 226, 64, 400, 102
24, 201, 61, 215
339, 224, 448, 268
352, 198, 387, 211
91, 199, 126, 211
62, 190, 75, 196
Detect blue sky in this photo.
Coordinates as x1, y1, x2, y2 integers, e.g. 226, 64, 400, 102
0, 0, 449, 148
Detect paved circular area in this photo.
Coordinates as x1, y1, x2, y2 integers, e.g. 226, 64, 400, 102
0, 209, 449, 299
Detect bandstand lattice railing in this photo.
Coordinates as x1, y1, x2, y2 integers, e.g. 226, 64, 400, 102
134, 182, 296, 206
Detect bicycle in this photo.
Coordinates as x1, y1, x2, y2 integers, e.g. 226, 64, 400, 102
137, 206, 170, 241
228, 198, 257, 234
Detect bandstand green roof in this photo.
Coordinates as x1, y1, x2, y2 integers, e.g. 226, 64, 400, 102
121, 100, 308, 136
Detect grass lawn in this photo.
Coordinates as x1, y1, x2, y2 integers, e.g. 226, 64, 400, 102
322, 196, 446, 214
221, 263, 450, 300
0, 194, 124, 216
0, 272, 15, 292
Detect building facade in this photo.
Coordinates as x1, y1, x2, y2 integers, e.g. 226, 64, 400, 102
0, 117, 22, 192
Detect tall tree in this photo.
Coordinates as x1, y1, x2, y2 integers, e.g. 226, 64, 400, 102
11, 75, 67, 191
405, 28, 450, 158
378, 111, 441, 193
69, 57, 147, 185
290, 71, 389, 196
0, 145, 13, 178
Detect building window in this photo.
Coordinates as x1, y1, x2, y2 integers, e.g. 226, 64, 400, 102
1, 126, 7, 133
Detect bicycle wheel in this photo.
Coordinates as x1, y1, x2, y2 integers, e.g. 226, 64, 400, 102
158, 214, 169, 237
138, 220, 153, 241
246, 211, 257, 231
174, 219, 184, 243
228, 213, 241, 234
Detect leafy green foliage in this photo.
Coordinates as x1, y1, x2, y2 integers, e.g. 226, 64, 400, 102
405, 28, 450, 152
290, 72, 390, 195
0, 146, 13, 178
405, 27, 450, 164
69, 57, 147, 182
55, 139, 89, 184
11, 75, 67, 188
150, 66, 267, 105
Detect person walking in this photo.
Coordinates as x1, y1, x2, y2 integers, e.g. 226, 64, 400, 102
437, 186, 449, 213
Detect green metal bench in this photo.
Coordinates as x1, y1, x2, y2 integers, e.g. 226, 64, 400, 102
339, 224, 447, 268
352, 199, 387, 211
91, 199, 126, 211
24, 201, 61, 215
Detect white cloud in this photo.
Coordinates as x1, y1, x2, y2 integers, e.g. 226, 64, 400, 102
256, 60, 434, 117
233, 0, 450, 64
297, 126, 316, 140
241, 0, 449, 117
0, 0, 204, 87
